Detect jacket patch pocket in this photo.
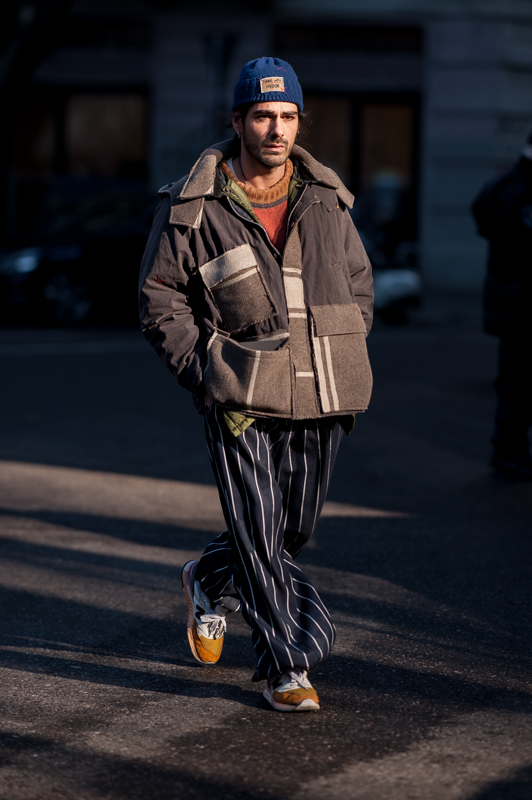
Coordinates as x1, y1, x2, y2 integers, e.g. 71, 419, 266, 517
309, 303, 372, 413
204, 333, 291, 417
200, 244, 277, 333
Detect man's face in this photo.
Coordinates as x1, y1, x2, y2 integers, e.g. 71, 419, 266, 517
235, 102, 299, 168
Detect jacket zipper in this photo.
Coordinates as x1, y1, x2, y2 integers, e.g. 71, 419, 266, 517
283, 186, 318, 251
226, 183, 318, 262
226, 196, 282, 258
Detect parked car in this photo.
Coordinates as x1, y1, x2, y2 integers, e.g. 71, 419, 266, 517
356, 232, 422, 325
1, 177, 421, 327
351, 175, 422, 324
0, 178, 157, 325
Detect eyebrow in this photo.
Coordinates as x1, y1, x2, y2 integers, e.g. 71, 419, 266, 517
252, 110, 298, 117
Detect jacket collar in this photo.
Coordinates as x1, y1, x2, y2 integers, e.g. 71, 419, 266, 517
290, 144, 354, 208
176, 138, 354, 209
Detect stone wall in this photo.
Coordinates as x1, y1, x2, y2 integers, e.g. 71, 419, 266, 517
150, 8, 270, 190
29, 0, 532, 291
420, 17, 532, 289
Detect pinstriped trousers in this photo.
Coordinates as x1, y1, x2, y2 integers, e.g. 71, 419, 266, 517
195, 403, 344, 682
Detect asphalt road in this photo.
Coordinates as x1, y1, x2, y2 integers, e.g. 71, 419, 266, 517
0, 302, 531, 800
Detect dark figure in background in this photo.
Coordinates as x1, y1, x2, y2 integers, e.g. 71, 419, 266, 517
472, 132, 532, 479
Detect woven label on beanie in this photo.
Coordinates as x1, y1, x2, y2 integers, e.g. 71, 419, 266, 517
260, 77, 285, 93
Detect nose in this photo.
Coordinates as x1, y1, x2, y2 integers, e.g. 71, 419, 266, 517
269, 115, 285, 139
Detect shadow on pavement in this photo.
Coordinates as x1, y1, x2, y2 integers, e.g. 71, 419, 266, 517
0, 507, 214, 551
468, 764, 532, 800
0, 730, 288, 800
1, 326, 531, 798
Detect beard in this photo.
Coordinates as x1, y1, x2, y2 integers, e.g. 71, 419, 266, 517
241, 130, 293, 168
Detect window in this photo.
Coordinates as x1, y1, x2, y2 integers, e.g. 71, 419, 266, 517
302, 93, 419, 265
12, 91, 147, 180
10, 90, 148, 239
66, 94, 146, 178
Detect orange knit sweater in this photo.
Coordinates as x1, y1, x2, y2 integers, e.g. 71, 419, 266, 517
220, 159, 293, 252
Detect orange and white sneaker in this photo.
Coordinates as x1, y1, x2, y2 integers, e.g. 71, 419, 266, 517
263, 669, 320, 712
181, 560, 227, 665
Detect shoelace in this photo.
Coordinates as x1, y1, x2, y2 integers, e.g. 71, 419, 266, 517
273, 669, 310, 691
288, 670, 309, 688
198, 613, 227, 639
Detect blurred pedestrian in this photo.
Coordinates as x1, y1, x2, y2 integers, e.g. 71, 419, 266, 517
139, 57, 373, 710
472, 131, 532, 479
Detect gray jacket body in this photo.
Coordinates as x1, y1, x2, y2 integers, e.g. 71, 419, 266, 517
139, 139, 374, 420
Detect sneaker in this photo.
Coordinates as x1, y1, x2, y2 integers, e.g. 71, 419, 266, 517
263, 669, 320, 712
181, 560, 227, 664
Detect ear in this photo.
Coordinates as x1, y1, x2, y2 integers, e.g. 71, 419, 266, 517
232, 112, 243, 137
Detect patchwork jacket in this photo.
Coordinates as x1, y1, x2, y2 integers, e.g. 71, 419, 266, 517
139, 139, 374, 420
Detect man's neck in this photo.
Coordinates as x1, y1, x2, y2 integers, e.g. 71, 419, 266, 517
237, 148, 286, 190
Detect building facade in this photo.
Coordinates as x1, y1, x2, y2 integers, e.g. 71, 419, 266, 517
7, 0, 532, 291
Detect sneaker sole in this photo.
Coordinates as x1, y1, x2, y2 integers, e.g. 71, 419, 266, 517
262, 685, 320, 712
181, 560, 215, 665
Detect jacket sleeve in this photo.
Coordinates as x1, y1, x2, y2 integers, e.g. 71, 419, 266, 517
138, 197, 207, 395
344, 213, 374, 335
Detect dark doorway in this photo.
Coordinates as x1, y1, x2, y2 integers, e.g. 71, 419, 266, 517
8, 88, 148, 241
302, 92, 420, 266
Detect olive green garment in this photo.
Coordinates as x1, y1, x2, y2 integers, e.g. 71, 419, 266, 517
222, 409, 356, 438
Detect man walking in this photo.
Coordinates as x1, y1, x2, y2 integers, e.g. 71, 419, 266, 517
139, 57, 373, 711
472, 131, 532, 479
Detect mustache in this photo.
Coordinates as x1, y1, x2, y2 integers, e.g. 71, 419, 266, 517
261, 138, 289, 148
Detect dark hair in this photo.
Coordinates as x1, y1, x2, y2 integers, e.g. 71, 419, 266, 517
233, 102, 256, 124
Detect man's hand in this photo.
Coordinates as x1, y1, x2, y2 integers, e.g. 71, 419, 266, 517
204, 393, 211, 408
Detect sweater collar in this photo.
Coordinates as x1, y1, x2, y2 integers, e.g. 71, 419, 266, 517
219, 157, 294, 204
177, 138, 354, 208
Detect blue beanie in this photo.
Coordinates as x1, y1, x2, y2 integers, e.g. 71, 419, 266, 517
232, 57, 303, 113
